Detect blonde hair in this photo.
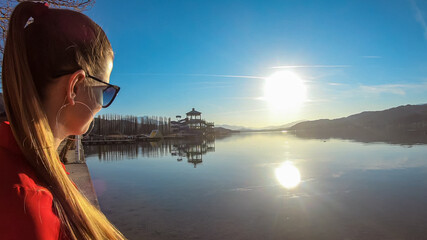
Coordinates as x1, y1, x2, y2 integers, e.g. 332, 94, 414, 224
2, 2, 125, 239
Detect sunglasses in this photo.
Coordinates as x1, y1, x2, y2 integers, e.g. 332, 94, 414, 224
86, 75, 120, 108
52, 71, 120, 108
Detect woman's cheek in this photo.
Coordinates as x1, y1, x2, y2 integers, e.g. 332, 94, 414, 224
94, 104, 102, 114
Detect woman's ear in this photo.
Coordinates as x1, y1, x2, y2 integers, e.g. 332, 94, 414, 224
66, 70, 86, 106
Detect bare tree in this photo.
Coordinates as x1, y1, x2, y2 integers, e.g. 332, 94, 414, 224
0, 0, 94, 88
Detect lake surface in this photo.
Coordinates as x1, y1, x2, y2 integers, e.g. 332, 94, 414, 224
84, 132, 427, 240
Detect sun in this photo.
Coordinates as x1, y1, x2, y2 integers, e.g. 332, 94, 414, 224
275, 162, 301, 189
263, 71, 307, 111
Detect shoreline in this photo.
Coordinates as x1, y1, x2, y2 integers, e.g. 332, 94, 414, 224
60, 141, 99, 208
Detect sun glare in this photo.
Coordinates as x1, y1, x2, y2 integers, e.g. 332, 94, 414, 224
275, 162, 301, 189
263, 71, 307, 111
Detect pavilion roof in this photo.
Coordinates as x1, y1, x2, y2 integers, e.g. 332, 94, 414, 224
186, 108, 201, 116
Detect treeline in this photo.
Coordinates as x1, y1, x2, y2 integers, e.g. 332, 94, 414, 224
91, 114, 171, 136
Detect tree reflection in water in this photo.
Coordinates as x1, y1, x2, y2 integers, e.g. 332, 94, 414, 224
83, 137, 216, 167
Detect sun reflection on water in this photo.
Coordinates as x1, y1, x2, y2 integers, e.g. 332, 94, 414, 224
275, 161, 301, 189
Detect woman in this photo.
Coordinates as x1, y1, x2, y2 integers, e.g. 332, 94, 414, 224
0, 2, 125, 239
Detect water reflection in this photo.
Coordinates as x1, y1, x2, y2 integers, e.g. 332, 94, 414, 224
291, 128, 427, 145
171, 139, 215, 167
84, 144, 139, 161
85, 132, 427, 240
275, 161, 301, 189
83, 138, 215, 167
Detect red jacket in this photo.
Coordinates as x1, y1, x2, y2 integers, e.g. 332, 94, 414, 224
0, 121, 67, 239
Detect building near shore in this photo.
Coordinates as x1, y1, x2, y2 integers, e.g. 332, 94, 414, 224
171, 108, 214, 136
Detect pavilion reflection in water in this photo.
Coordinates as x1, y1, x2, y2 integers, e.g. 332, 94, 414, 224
83, 138, 215, 167
170, 137, 215, 168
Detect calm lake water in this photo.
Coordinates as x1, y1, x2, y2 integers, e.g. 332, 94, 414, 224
84, 132, 427, 240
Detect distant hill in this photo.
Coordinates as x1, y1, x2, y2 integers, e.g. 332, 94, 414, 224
214, 127, 238, 135
289, 104, 427, 144
217, 121, 306, 132
262, 120, 306, 130
216, 124, 252, 131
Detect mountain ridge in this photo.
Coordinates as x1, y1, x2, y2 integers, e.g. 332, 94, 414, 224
288, 104, 427, 144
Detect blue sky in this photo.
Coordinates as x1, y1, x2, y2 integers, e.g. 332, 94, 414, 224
86, 0, 427, 128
